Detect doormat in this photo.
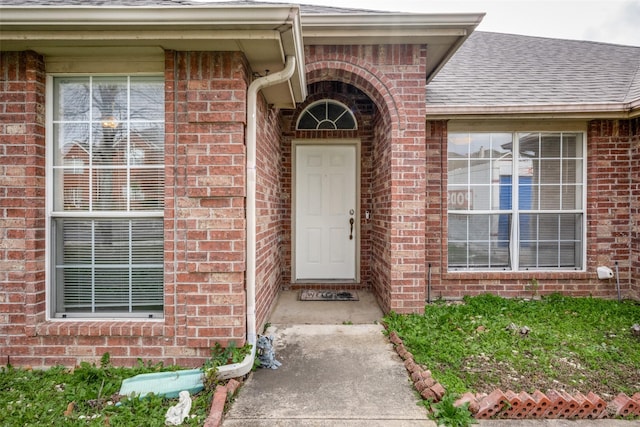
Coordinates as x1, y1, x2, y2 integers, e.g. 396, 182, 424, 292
299, 289, 359, 301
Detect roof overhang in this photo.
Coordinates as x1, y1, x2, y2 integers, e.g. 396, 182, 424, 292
301, 13, 484, 83
426, 102, 640, 120
0, 4, 307, 108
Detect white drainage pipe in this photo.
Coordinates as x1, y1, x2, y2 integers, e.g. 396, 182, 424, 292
215, 56, 296, 380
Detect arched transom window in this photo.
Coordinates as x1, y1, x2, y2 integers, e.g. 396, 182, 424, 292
296, 100, 357, 130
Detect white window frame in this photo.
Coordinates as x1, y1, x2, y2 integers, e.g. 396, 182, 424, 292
46, 73, 165, 320
296, 99, 357, 130
447, 128, 587, 273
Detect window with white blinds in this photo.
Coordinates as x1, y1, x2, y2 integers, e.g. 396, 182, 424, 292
447, 132, 585, 272
49, 76, 164, 318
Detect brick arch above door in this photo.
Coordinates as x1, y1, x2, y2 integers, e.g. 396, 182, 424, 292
305, 55, 406, 134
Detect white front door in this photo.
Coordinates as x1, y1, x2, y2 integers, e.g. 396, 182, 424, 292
295, 144, 357, 280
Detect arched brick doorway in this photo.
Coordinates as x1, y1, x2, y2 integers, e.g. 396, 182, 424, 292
280, 76, 396, 314
276, 46, 429, 316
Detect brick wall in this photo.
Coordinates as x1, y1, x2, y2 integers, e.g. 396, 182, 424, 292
629, 118, 640, 299
0, 50, 255, 368
254, 92, 285, 332
425, 118, 637, 299
424, 121, 446, 301
0, 51, 47, 365
370, 111, 393, 312
588, 119, 633, 296
167, 51, 249, 353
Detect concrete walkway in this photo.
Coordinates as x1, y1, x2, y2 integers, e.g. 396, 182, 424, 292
222, 323, 431, 426
221, 291, 638, 426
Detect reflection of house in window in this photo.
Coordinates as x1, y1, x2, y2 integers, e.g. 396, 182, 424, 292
62, 142, 91, 210
129, 148, 145, 166
65, 158, 84, 174
61, 128, 164, 211
64, 188, 84, 208
121, 184, 145, 201
112, 128, 164, 210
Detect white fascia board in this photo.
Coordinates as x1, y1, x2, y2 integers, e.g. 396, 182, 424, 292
301, 13, 485, 30
426, 102, 639, 120
0, 5, 300, 29
301, 13, 483, 42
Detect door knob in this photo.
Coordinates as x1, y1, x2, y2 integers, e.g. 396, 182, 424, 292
349, 218, 354, 240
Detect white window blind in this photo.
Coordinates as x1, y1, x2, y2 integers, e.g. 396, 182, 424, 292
49, 76, 164, 317
447, 132, 585, 271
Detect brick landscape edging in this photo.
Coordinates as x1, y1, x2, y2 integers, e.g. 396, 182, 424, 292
204, 378, 241, 427
387, 330, 640, 419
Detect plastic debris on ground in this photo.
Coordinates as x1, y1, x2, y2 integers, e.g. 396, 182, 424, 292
119, 369, 204, 398
164, 390, 192, 426
257, 334, 282, 369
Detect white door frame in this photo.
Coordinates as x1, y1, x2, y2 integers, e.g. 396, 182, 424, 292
292, 139, 361, 282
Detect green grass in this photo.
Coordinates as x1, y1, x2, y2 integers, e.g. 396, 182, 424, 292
0, 358, 213, 427
384, 294, 640, 396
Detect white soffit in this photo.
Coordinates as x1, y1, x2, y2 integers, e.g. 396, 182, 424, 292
301, 13, 485, 83
0, 5, 307, 108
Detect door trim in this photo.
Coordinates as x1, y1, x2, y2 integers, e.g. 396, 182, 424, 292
292, 139, 361, 283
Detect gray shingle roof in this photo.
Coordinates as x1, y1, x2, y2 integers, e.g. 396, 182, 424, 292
0, 0, 196, 4
426, 31, 640, 109
0, 0, 383, 14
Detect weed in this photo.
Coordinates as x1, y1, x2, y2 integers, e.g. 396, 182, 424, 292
429, 393, 477, 427
526, 278, 540, 298
203, 342, 252, 372
203, 342, 253, 389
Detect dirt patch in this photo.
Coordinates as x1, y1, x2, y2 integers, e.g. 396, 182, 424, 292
453, 352, 640, 399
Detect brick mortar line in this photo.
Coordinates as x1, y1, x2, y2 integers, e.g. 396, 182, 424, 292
385, 328, 640, 420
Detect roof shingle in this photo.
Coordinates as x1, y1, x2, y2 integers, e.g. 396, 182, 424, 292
426, 31, 640, 108
0, 0, 383, 14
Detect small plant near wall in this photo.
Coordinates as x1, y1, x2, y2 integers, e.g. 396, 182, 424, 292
429, 393, 477, 427
203, 342, 254, 388
526, 278, 540, 299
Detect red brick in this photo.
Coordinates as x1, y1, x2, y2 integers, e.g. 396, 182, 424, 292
608, 393, 639, 417
476, 389, 507, 419
559, 390, 579, 418
403, 358, 418, 374
632, 393, 640, 417
586, 392, 607, 419
572, 391, 595, 419
526, 390, 551, 418
430, 383, 446, 401
203, 385, 227, 427
543, 389, 569, 418
500, 390, 535, 419
388, 331, 402, 345
225, 379, 241, 397
413, 379, 428, 392
455, 392, 479, 414
420, 387, 436, 401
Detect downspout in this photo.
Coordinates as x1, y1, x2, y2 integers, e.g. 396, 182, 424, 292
216, 55, 296, 380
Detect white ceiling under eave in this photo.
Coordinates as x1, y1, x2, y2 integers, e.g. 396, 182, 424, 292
0, 5, 307, 108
